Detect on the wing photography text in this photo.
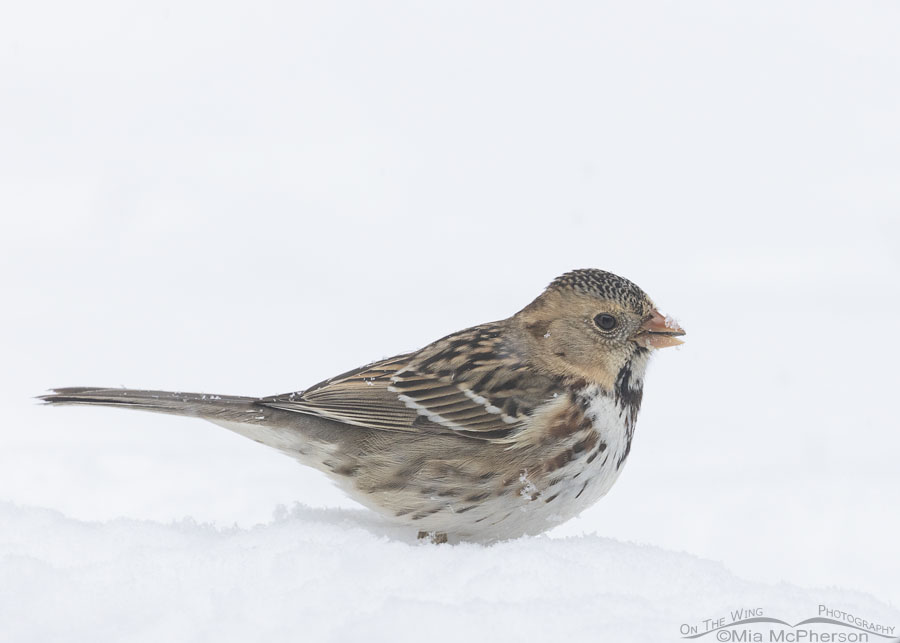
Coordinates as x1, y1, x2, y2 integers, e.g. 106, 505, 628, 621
680, 605, 898, 642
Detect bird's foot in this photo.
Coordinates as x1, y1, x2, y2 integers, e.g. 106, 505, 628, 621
417, 530, 448, 544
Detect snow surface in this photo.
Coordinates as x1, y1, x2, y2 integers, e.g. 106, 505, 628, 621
3, 502, 898, 643
2, 0, 900, 640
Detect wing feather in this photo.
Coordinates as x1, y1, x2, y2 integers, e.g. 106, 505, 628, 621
259, 323, 564, 441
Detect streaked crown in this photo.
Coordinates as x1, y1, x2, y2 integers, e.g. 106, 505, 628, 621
547, 269, 653, 314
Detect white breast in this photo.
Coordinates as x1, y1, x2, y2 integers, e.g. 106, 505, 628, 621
450, 389, 635, 541
535, 390, 634, 524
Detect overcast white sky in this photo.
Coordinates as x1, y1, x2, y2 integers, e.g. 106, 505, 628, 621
1, 0, 898, 628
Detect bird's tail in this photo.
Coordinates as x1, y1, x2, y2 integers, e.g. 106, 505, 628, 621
38, 386, 327, 459
39, 387, 263, 422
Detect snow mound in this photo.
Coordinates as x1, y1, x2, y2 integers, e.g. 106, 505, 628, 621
2, 502, 897, 643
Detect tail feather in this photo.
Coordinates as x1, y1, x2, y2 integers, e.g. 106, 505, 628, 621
39, 386, 356, 464
39, 387, 261, 422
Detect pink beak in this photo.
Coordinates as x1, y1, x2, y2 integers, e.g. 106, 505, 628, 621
636, 309, 686, 349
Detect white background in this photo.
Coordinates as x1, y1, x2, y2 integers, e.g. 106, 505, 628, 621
2, 1, 898, 639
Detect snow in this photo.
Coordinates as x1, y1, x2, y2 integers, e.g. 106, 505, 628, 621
664, 314, 682, 330
2, 0, 900, 640
3, 502, 898, 643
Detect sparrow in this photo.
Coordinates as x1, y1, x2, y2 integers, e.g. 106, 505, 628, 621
41, 269, 685, 543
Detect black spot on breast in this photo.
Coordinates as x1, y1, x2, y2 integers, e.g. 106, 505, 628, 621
586, 442, 607, 464
546, 448, 576, 472
617, 435, 633, 470
575, 480, 590, 499
572, 433, 598, 454
614, 362, 644, 414
547, 406, 584, 440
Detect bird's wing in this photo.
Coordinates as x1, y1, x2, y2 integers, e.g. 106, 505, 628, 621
259, 324, 563, 441
260, 354, 418, 432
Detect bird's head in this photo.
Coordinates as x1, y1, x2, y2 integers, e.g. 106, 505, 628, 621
513, 269, 685, 390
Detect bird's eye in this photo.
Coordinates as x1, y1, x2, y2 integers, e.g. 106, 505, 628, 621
593, 313, 618, 331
